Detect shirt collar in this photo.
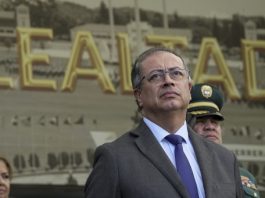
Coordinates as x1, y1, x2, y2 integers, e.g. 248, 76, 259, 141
143, 117, 189, 143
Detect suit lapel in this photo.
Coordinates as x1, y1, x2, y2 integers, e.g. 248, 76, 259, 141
131, 121, 189, 198
188, 127, 215, 198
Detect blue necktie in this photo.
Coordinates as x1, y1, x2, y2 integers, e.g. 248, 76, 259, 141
165, 134, 199, 198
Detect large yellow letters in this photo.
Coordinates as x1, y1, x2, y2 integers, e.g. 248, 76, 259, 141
2, 27, 264, 102
242, 39, 265, 101
193, 38, 240, 100
17, 27, 57, 90
116, 33, 133, 93
61, 32, 115, 93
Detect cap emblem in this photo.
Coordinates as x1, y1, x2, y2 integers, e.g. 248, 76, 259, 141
201, 85, 212, 98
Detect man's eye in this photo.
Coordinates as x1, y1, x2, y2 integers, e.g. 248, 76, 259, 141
149, 73, 162, 81
172, 70, 184, 76
1, 173, 9, 180
197, 120, 206, 124
211, 120, 218, 125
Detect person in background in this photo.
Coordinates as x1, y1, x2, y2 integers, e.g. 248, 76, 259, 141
0, 156, 12, 198
187, 83, 260, 198
84, 47, 243, 198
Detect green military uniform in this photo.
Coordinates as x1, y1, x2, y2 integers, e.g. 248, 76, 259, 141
240, 167, 260, 198
187, 83, 261, 197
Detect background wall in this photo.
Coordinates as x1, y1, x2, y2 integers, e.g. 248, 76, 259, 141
0, 0, 264, 197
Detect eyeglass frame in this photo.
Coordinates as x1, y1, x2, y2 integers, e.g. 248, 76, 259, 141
137, 66, 190, 88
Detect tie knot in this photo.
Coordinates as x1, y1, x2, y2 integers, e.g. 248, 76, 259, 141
165, 134, 183, 145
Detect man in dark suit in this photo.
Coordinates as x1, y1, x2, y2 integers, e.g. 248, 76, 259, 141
84, 47, 244, 198
187, 83, 260, 198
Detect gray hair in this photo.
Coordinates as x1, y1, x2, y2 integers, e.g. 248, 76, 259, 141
131, 47, 189, 89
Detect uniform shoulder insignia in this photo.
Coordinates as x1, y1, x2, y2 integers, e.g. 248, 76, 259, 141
241, 175, 257, 190
241, 175, 260, 198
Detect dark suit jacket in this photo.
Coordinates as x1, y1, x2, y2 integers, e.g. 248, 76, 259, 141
84, 120, 244, 198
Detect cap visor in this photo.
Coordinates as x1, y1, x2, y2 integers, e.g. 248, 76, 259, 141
195, 112, 224, 121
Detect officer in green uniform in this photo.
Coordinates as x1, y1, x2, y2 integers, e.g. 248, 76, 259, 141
187, 83, 260, 198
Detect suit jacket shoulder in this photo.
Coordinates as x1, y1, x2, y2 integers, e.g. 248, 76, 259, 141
188, 127, 244, 198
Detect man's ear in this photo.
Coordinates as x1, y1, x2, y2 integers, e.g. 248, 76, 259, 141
188, 79, 193, 91
186, 113, 196, 128
188, 80, 193, 101
134, 89, 143, 108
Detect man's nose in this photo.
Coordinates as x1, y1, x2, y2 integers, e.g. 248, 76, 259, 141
206, 121, 216, 129
163, 72, 175, 85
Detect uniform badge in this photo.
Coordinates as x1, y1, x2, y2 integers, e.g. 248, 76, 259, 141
201, 85, 212, 98
241, 175, 258, 190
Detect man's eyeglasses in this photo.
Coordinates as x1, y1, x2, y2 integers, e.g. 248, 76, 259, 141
139, 67, 189, 86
